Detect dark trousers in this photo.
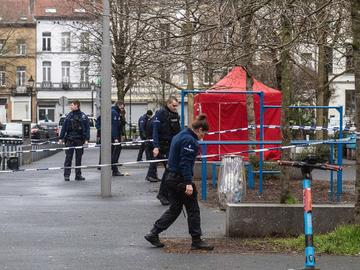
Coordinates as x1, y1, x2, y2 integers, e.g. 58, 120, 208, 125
64, 139, 84, 177
145, 142, 157, 178
137, 141, 146, 161
153, 182, 202, 238
111, 138, 122, 172
157, 142, 170, 198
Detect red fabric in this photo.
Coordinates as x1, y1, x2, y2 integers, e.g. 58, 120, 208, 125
194, 67, 282, 160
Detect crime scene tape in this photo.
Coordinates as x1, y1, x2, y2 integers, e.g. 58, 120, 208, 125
198, 137, 352, 159
1, 139, 153, 155
0, 138, 350, 173
206, 125, 356, 135
0, 158, 168, 174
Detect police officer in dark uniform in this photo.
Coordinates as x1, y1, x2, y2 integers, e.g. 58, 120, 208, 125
59, 100, 90, 181
137, 110, 152, 162
152, 96, 181, 205
145, 114, 214, 250
111, 101, 125, 176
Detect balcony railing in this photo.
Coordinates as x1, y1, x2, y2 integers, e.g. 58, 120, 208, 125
36, 81, 92, 90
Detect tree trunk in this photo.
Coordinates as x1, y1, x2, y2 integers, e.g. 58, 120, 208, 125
351, 0, 360, 224
279, 7, 292, 203
315, 1, 330, 140
185, 0, 194, 124
316, 41, 327, 140
245, 69, 256, 158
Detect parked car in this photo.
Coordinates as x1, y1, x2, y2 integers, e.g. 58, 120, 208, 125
31, 124, 49, 140
59, 115, 97, 142
0, 123, 23, 138
38, 121, 59, 140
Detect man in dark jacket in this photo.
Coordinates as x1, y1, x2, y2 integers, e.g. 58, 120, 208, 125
145, 114, 214, 251
152, 96, 181, 205
111, 101, 125, 176
137, 110, 152, 162
59, 100, 90, 181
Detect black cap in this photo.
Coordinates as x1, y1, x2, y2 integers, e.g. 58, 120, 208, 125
146, 110, 153, 116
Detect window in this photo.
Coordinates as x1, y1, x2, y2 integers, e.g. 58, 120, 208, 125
345, 43, 353, 71
61, 32, 71, 52
0, 66, 5, 86
345, 90, 355, 116
39, 107, 55, 121
42, 61, 51, 82
45, 8, 56, 13
16, 66, 26, 86
80, 61, 89, 82
42, 32, 51, 51
160, 23, 170, 49
61, 61, 70, 82
182, 69, 188, 85
325, 46, 333, 74
301, 53, 312, 68
80, 32, 89, 52
16, 40, 26, 55
203, 66, 213, 85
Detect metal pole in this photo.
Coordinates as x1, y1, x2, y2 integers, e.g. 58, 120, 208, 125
91, 89, 94, 116
100, 0, 112, 197
129, 88, 132, 139
30, 87, 33, 122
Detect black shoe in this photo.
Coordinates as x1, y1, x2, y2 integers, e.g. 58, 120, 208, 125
112, 171, 124, 176
146, 176, 161, 182
64, 177, 70, 181
137, 159, 143, 162
191, 239, 214, 250
75, 176, 85, 181
156, 195, 169, 206
144, 232, 164, 248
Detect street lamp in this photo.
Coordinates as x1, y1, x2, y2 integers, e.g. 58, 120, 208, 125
28, 75, 35, 122
91, 80, 95, 116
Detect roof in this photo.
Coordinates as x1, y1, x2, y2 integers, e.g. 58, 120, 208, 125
211, 66, 281, 94
33, 0, 96, 20
0, 0, 34, 24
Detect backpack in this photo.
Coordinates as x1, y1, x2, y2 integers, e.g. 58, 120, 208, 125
70, 113, 83, 132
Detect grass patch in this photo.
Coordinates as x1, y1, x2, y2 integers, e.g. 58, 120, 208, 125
272, 224, 360, 255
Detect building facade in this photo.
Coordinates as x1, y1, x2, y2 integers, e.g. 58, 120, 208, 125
0, 0, 36, 123
34, 0, 98, 122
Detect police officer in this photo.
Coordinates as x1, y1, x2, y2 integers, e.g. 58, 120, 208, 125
59, 100, 90, 181
137, 110, 152, 162
145, 114, 214, 251
152, 96, 181, 205
111, 101, 125, 176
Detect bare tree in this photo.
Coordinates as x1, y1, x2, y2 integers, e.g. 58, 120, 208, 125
351, 0, 360, 223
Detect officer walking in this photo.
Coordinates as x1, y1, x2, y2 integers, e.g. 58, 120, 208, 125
145, 114, 214, 251
152, 96, 181, 205
111, 101, 125, 176
137, 110, 152, 162
59, 100, 90, 181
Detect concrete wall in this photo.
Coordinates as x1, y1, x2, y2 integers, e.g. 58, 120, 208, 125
226, 203, 355, 237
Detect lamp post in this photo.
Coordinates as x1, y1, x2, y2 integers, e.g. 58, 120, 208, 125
28, 75, 35, 122
90, 80, 95, 116
129, 88, 132, 139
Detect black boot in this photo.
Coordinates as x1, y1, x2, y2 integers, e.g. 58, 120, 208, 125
191, 239, 214, 250
144, 232, 164, 248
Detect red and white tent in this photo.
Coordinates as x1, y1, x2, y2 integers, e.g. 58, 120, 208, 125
194, 66, 282, 160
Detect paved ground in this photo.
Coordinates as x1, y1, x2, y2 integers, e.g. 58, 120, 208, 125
0, 148, 359, 270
